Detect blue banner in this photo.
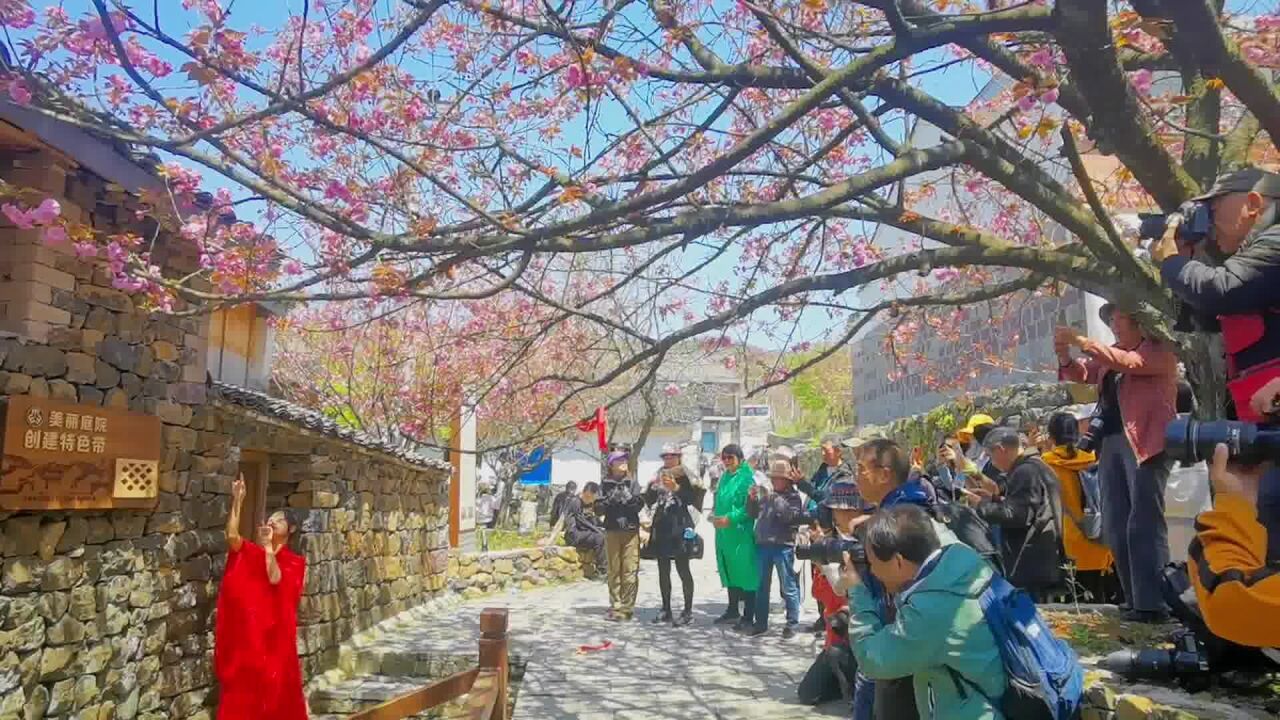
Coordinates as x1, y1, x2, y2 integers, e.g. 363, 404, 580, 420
518, 446, 551, 485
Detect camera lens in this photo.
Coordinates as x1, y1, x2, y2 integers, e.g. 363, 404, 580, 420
1164, 416, 1280, 465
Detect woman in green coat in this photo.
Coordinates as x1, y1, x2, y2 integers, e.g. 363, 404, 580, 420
710, 443, 759, 629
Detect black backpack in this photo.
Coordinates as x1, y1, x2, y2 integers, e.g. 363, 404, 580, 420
933, 502, 1004, 574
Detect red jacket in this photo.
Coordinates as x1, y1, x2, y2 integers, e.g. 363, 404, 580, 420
1059, 338, 1178, 463
811, 565, 849, 648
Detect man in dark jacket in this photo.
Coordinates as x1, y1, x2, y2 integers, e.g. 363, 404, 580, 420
598, 452, 645, 621
557, 482, 605, 578
747, 459, 807, 639
1154, 167, 1280, 330
549, 481, 577, 530
973, 428, 1064, 596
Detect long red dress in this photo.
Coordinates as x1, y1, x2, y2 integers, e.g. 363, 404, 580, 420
215, 540, 308, 719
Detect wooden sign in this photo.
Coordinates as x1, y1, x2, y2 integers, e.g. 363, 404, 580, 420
0, 396, 162, 510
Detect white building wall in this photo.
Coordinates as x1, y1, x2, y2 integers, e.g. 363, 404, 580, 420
551, 425, 700, 489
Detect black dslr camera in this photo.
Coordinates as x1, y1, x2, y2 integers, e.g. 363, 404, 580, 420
1101, 564, 1278, 691
796, 536, 868, 569
1139, 200, 1213, 243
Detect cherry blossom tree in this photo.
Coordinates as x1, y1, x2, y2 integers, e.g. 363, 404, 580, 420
3, 0, 1280, 428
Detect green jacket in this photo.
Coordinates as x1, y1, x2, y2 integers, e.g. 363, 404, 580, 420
712, 463, 759, 591
849, 544, 1006, 720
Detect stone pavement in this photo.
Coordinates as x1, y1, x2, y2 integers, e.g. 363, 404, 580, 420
320, 519, 848, 720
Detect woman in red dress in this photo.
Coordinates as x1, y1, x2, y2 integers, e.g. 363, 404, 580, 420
215, 475, 308, 719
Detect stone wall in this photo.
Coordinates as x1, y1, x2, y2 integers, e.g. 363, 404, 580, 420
448, 547, 582, 598
0, 146, 453, 718
0, 150, 230, 719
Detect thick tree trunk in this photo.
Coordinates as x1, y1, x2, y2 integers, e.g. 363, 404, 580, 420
1179, 333, 1228, 419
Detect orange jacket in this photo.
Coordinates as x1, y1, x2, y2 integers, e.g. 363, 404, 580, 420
1041, 447, 1114, 573
1189, 493, 1280, 648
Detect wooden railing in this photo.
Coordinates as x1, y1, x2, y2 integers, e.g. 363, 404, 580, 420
347, 608, 510, 720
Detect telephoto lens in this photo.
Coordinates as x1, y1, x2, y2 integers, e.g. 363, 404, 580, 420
1099, 631, 1211, 691
1164, 416, 1280, 465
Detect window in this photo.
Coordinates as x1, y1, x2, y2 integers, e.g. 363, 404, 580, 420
208, 304, 276, 390
701, 430, 718, 454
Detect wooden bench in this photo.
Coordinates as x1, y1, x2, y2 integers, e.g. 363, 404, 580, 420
346, 608, 510, 720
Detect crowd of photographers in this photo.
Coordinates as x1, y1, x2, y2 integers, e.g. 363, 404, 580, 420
736, 165, 1280, 716
541, 167, 1280, 718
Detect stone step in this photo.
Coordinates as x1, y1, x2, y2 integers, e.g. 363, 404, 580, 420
339, 644, 480, 680
310, 674, 471, 718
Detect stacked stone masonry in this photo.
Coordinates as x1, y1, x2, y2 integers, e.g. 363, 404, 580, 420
447, 546, 582, 599
0, 146, 453, 718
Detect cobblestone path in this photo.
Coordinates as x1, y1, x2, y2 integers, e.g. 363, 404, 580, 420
330, 522, 848, 719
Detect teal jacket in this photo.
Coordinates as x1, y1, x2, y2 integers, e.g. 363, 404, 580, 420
849, 544, 1006, 720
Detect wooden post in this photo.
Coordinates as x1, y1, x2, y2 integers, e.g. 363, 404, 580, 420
449, 407, 462, 547
478, 608, 510, 720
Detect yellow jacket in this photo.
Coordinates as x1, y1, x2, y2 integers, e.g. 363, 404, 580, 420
1041, 446, 1114, 573
1189, 493, 1280, 648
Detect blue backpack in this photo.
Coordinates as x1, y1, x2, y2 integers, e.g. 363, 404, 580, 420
952, 574, 1084, 720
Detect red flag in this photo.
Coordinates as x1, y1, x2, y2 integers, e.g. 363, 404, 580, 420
576, 407, 608, 452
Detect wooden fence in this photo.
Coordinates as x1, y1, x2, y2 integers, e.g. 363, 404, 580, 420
347, 608, 510, 720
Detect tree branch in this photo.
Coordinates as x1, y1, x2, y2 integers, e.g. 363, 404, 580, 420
1054, 0, 1199, 209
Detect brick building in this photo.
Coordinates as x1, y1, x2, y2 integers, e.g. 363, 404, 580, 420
0, 99, 452, 717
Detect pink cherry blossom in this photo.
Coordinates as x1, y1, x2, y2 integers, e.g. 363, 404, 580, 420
73, 242, 99, 259
2, 204, 33, 228
1130, 69, 1154, 96
6, 79, 32, 105
31, 198, 60, 224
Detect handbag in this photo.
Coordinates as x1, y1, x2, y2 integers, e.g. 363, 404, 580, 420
686, 530, 706, 558
639, 537, 658, 561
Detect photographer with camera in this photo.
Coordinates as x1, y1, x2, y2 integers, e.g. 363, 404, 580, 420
1055, 304, 1179, 622
796, 479, 866, 705
847, 438, 965, 720
1184, 445, 1280, 648
840, 504, 1008, 720
1152, 167, 1280, 420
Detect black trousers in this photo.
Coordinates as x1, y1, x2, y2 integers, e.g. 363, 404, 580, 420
1076, 569, 1125, 605
572, 531, 606, 577
873, 676, 919, 720
798, 645, 855, 705
657, 556, 694, 613
726, 587, 757, 624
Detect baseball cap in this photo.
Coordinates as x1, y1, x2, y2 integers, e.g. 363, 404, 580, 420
1192, 166, 1280, 202
957, 414, 995, 437
982, 427, 1022, 450
660, 443, 681, 456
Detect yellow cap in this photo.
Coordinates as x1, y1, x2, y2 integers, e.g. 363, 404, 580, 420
957, 413, 996, 437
